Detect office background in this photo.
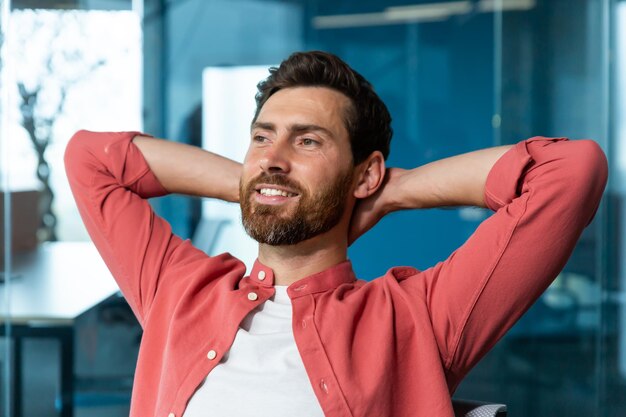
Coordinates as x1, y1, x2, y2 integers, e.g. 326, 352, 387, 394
0, 0, 624, 416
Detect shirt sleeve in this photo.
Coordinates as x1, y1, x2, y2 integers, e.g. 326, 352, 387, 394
64, 130, 183, 325
404, 137, 608, 390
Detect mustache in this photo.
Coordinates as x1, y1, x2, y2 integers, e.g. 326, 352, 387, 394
244, 173, 304, 195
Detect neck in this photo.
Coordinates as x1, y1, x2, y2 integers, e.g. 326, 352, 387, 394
258, 227, 348, 286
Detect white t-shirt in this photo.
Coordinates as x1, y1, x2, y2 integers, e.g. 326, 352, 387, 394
183, 285, 325, 417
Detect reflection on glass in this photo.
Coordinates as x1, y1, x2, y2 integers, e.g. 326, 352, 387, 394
1, 4, 142, 416
6, 9, 141, 242
455, 1, 613, 416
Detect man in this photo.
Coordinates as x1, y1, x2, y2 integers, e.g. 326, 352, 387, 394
65, 51, 608, 417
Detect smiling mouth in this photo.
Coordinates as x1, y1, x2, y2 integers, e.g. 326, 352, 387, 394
257, 188, 298, 197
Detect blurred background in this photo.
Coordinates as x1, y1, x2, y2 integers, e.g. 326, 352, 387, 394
0, 0, 623, 416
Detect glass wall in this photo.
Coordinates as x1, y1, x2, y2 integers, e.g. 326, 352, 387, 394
1, 1, 142, 416
1, 2, 14, 416
455, 1, 617, 416
0, 0, 623, 416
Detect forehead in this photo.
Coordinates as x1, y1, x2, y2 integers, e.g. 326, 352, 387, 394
255, 87, 351, 136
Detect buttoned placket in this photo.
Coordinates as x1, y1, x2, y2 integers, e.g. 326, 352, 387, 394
290, 288, 352, 417
167, 272, 275, 417
247, 263, 346, 410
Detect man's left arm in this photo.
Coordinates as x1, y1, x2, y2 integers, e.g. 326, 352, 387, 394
348, 144, 513, 242
351, 137, 608, 389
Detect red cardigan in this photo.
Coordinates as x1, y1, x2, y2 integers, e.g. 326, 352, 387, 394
65, 131, 607, 417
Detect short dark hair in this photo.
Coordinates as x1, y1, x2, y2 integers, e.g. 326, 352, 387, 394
253, 51, 392, 165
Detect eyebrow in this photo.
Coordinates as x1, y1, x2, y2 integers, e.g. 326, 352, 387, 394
251, 121, 335, 139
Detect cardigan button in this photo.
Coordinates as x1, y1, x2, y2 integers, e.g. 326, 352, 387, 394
247, 292, 259, 301
257, 270, 266, 280
168, 413, 175, 417
207, 350, 217, 360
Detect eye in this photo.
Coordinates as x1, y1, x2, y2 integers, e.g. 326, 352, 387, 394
253, 135, 269, 143
300, 137, 319, 146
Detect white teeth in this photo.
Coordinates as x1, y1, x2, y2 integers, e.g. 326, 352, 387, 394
259, 188, 296, 197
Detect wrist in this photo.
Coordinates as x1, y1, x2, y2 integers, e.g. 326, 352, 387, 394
381, 168, 411, 213
390, 166, 441, 210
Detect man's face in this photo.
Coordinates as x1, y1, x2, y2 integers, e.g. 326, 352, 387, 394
240, 86, 355, 246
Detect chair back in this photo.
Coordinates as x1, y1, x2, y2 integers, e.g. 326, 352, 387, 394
452, 398, 507, 417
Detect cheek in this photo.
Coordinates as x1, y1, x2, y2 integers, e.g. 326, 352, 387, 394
304, 156, 348, 185
307, 173, 337, 197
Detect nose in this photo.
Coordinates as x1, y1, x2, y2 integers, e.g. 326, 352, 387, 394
259, 140, 291, 174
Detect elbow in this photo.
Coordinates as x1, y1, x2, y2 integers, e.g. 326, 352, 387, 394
64, 130, 92, 179
564, 139, 608, 225
64, 130, 89, 161
572, 139, 608, 194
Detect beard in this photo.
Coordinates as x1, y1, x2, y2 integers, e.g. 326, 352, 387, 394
239, 169, 354, 246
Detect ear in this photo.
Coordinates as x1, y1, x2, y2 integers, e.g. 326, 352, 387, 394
353, 151, 386, 199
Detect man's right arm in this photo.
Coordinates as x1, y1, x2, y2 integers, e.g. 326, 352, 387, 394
131, 135, 241, 202
65, 131, 244, 325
